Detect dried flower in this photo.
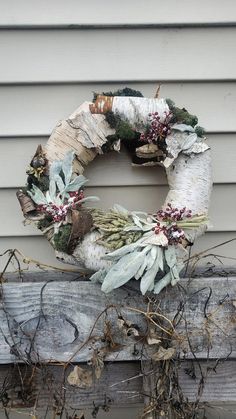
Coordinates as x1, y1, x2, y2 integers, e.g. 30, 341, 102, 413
140, 111, 172, 147
153, 204, 192, 245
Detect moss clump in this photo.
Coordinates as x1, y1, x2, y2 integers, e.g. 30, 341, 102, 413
166, 98, 198, 128
53, 225, 72, 253
195, 126, 206, 138
38, 216, 53, 231
93, 87, 143, 102
27, 174, 49, 192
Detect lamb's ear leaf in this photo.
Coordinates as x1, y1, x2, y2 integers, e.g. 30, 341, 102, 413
49, 161, 62, 200
65, 175, 88, 192
27, 185, 47, 205
140, 247, 159, 295
101, 249, 148, 293
79, 196, 100, 203
90, 268, 108, 284
102, 242, 140, 261
62, 151, 74, 185
55, 174, 65, 193
172, 124, 195, 133
113, 204, 129, 215
181, 133, 198, 151
164, 247, 177, 269
154, 271, 172, 295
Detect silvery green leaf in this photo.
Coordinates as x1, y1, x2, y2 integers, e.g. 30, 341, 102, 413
102, 242, 141, 261
140, 251, 160, 295
170, 262, 184, 286
90, 268, 108, 284
172, 124, 195, 133
101, 248, 150, 293
49, 179, 56, 201
134, 258, 148, 280
62, 150, 74, 185
54, 194, 63, 206
27, 185, 47, 205
141, 231, 168, 247
164, 247, 177, 269
146, 246, 157, 270
124, 225, 142, 232
132, 214, 143, 229
154, 271, 172, 295
79, 196, 100, 203
181, 133, 198, 151
50, 160, 62, 178
55, 174, 65, 193
64, 175, 88, 192
113, 204, 129, 215
156, 246, 164, 271
46, 191, 52, 203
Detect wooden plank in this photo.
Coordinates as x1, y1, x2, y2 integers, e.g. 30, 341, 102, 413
1, 232, 236, 273
0, 83, 235, 136
1, 134, 236, 188
0, 363, 143, 409
0, 277, 236, 363
0, 28, 235, 83
1, 184, 236, 237
1, 0, 236, 27
0, 360, 236, 411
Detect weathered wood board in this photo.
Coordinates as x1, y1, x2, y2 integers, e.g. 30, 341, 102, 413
1, 360, 236, 410
0, 275, 236, 363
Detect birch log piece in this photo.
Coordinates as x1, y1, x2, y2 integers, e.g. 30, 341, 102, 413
18, 94, 212, 294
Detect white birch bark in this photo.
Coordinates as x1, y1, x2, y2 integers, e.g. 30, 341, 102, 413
112, 97, 169, 129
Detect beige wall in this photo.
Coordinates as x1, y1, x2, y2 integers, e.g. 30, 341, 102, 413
0, 1, 236, 416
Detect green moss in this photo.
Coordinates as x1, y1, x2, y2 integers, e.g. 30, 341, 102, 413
195, 126, 206, 138
166, 98, 198, 127
26, 174, 49, 192
105, 111, 121, 129
53, 224, 72, 253
93, 87, 143, 102
38, 216, 53, 231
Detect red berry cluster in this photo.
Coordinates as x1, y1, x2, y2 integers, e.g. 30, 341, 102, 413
153, 204, 192, 245
140, 111, 172, 144
37, 190, 85, 222
157, 203, 192, 222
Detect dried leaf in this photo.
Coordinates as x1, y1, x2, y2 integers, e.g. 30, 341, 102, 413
147, 337, 162, 345
232, 300, 236, 308
151, 346, 175, 361
67, 366, 93, 388
117, 316, 140, 337
91, 351, 105, 380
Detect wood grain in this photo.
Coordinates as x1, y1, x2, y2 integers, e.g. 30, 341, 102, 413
0, 360, 236, 410
0, 277, 236, 364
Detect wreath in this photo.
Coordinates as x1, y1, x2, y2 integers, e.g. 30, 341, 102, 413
17, 88, 212, 295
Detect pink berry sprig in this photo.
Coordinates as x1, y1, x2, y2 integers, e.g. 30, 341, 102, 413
37, 190, 85, 222
140, 111, 172, 145
152, 204, 192, 245
157, 203, 192, 222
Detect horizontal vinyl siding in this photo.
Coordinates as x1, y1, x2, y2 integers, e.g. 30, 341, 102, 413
0, 28, 236, 83
0, 185, 235, 237
1, 135, 236, 187
0, 6, 236, 272
0, 82, 236, 136
1, 0, 236, 27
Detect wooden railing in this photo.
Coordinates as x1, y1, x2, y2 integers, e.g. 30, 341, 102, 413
0, 272, 235, 418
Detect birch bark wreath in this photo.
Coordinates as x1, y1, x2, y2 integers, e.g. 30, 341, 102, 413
17, 88, 212, 295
